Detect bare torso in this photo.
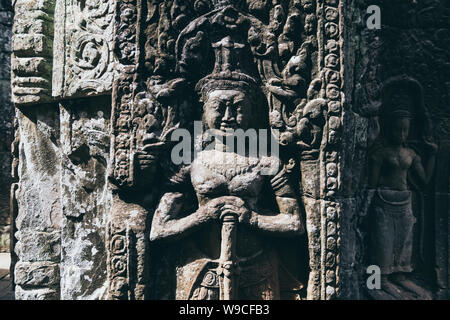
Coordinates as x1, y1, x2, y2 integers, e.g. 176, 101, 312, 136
377, 146, 418, 191
191, 150, 277, 258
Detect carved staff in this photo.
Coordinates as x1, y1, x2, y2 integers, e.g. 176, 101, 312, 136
219, 214, 238, 300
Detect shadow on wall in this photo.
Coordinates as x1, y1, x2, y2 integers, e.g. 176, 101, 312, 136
0, 0, 14, 253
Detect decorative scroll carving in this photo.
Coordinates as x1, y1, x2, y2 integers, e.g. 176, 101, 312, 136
11, 0, 55, 105
318, 0, 344, 300
107, 221, 130, 299
53, 0, 115, 98
110, 0, 140, 189
106, 0, 140, 300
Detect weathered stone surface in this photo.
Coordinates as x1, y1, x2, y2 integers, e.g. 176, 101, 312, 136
11, 0, 54, 105
8, 0, 450, 301
0, 0, 13, 253
13, 105, 62, 297
15, 230, 60, 263
15, 286, 58, 300
347, 0, 450, 300
59, 97, 111, 300
15, 261, 59, 287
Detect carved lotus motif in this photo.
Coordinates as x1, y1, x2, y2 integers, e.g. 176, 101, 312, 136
112, 256, 127, 275
111, 235, 127, 255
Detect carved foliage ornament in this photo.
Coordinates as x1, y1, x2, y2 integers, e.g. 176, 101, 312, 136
57, 0, 115, 97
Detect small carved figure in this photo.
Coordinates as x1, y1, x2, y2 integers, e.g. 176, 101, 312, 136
278, 14, 300, 61
267, 42, 311, 103
304, 14, 316, 39
368, 89, 437, 299
295, 98, 326, 156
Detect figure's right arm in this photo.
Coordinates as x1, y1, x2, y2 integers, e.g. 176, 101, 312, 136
150, 193, 237, 242
150, 192, 209, 242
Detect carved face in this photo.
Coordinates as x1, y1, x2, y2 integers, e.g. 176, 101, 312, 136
203, 89, 253, 136
301, 0, 314, 10
305, 105, 322, 120
388, 118, 411, 145
283, 14, 299, 35
304, 15, 316, 35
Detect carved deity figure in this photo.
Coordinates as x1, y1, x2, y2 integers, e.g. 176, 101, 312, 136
149, 75, 305, 300
368, 86, 437, 299
108, 0, 321, 300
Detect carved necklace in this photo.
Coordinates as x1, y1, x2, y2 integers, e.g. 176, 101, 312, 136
197, 150, 261, 180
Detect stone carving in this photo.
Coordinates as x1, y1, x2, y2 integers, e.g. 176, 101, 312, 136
367, 77, 437, 300
104, 0, 346, 300
352, 0, 450, 300
9, 0, 450, 301
11, 0, 55, 105
316, 0, 343, 300
150, 78, 305, 300
9, 115, 20, 283
12, 0, 450, 301
107, 221, 129, 299
13, 106, 62, 300
53, 0, 115, 98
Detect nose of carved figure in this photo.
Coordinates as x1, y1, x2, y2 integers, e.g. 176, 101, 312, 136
221, 105, 236, 128
401, 130, 408, 142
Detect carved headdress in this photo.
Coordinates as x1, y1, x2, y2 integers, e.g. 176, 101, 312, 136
381, 76, 425, 119
195, 71, 260, 101
380, 75, 432, 140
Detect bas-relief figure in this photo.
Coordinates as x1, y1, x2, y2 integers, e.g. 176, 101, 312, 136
150, 76, 305, 300
351, 0, 450, 300
107, 0, 343, 300
16, 0, 445, 300
367, 78, 437, 300
8, 0, 450, 301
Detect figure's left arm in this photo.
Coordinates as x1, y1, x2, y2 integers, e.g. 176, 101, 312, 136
248, 163, 305, 236
412, 142, 437, 186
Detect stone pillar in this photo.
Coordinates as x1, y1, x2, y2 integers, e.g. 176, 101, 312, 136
11, 0, 114, 300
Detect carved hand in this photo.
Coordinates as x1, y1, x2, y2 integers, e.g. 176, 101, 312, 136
423, 138, 438, 155
198, 196, 250, 224
136, 139, 165, 172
